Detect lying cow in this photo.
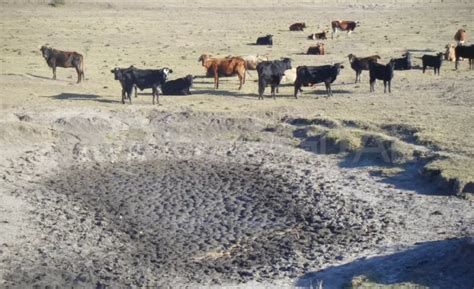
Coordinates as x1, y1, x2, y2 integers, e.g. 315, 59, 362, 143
307, 43, 325, 55
421, 53, 444, 75
111, 66, 172, 104
369, 61, 395, 93
331, 20, 359, 39
294, 63, 344, 98
256, 58, 292, 99
256, 34, 273, 46
454, 29, 466, 46
308, 31, 328, 40
289, 23, 306, 31
445, 44, 456, 62
347, 54, 381, 83
198, 54, 247, 89
455, 45, 474, 70
162, 75, 193, 95
39, 45, 84, 83
389, 52, 412, 70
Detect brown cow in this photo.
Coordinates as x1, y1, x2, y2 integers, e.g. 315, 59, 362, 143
198, 54, 247, 90
331, 20, 359, 39
454, 29, 466, 46
308, 31, 328, 40
290, 22, 307, 31
348, 54, 381, 83
39, 45, 84, 83
307, 43, 325, 55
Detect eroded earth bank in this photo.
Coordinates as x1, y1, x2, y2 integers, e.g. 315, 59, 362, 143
1, 108, 472, 288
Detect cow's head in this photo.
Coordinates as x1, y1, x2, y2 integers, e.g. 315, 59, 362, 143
40, 45, 53, 59
333, 63, 344, 72
355, 20, 360, 26
347, 53, 356, 62
185, 74, 194, 85
198, 54, 210, 63
266, 34, 273, 40
161, 67, 173, 78
281, 57, 292, 70
302, 23, 307, 28
111, 67, 124, 80
437, 52, 444, 60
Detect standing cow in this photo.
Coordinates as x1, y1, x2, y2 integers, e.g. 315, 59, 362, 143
294, 63, 344, 97
256, 58, 292, 100
39, 45, 84, 83
331, 20, 359, 39
199, 54, 247, 90
111, 66, 172, 104
455, 45, 474, 70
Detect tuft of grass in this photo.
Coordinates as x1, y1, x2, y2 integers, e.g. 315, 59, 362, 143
349, 275, 429, 289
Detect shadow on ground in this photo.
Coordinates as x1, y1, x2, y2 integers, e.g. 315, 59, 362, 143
48, 93, 120, 103
296, 238, 474, 289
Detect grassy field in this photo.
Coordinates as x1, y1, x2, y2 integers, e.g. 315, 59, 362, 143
0, 1, 473, 195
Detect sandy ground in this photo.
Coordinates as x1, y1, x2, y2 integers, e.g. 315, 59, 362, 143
0, 1, 473, 288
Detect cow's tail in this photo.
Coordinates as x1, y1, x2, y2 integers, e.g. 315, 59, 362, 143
80, 54, 85, 81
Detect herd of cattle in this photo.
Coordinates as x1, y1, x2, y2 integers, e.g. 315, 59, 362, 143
38, 23, 472, 104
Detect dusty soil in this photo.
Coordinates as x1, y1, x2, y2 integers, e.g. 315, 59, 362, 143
0, 1, 473, 288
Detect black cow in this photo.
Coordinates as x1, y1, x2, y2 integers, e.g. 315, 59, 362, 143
294, 63, 344, 98
111, 66, 172, 104
421, 53, 443, 75
256, 34, 273, 46
40, 45, 84, 83
162, 75, 193, 95
390, 52, 412, 70
455, 45, 474, 70
369, 61, 394, 93
256, 58, 292, 99
111, 66, 138, 102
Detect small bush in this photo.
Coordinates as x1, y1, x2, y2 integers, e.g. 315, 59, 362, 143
48, 0, 66, 6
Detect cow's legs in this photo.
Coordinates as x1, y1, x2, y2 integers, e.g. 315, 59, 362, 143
383, 80, 387, 93
294, 81, 301, 98
370, 79, 375, 92
213, 69, 219, 89
331, 28, 337, 39
271, 85, 276, 99
258, 80, 265, 100
52, 66, 56, 80
75, 67, 82, 83
356, 71, 362, 83
422, 65, 426, 73
323, 82, 329, 97
155, 88, 160, 105
238, 74, 243, 90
